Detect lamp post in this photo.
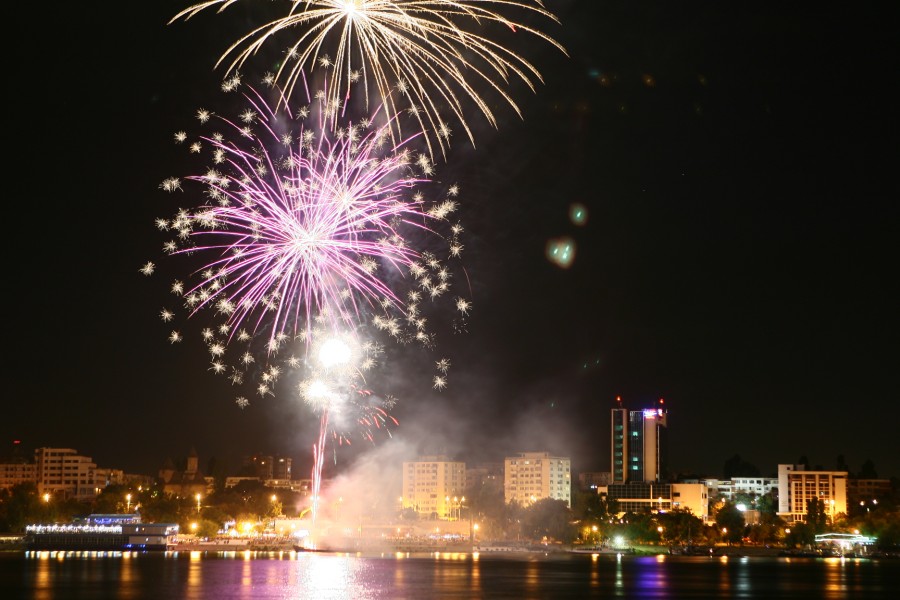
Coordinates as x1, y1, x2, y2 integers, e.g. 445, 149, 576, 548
126, 493, 132, 512
195, 493, 202, 514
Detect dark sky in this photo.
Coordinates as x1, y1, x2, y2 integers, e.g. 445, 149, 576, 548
5, 1, 898, 482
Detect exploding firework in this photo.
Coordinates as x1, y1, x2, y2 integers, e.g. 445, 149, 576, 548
170, 0, 566, 156
153, 82, 469, 352
148, 79, 469, 418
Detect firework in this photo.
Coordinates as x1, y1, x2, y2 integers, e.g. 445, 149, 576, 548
155, 83, 468, 351
148, 81, 471, 466
170, 0, 566, 156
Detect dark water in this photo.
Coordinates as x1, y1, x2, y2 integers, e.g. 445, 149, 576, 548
2, 550, 898, 599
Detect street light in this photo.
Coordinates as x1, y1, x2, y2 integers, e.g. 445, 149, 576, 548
126, 493, 132, 512
195, 493, 202, 514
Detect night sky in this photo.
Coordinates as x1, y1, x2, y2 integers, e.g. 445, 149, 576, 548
6, 1, 898, 482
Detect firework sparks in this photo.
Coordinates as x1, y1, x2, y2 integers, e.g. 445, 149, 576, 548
170, 0, 566, 156
155, 84, 468, 351
149, 82, 471, 460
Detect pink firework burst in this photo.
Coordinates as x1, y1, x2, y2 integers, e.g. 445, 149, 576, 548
158, 84, 461, 349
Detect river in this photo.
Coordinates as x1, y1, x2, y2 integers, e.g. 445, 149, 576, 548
2, 549, 898, 599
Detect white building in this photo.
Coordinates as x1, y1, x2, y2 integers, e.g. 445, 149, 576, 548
402, 455, 466, 519
703, 477, 778, 502
777, 464, 847, 523
504, 452, 571, 508
34, 447, 99, 501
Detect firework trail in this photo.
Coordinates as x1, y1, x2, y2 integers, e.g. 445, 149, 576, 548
170, 0, 565, 157
298, 329, 398, 528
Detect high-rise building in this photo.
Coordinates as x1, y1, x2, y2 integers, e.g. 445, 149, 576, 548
611, 397, 668, 483
504, 452, 571, 508
245, 454, 275, 479
272, 456, 292, 480
401, 455, 466, 519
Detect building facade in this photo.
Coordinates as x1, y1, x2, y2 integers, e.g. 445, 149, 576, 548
578, 471, 612, 491
243, 454, 293, 480
611, 397, 668, 483
703, 477, 778, 502
34, 447, 99, 501
777, 464, 848, 523
599, 482, 709, 521
0, 460, 36, 491
401, 455, 466, 519
504, 452, 571, 508
847, 478, 892, 513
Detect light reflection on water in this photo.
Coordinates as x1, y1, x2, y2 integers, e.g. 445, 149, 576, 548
7, 550, 899, 599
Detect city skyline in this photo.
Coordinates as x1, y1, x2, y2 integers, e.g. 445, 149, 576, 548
5, 2, 898, 480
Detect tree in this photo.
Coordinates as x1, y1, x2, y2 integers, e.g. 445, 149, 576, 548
859, 459, 878, 479
785, 522, 815, 548
619, 512, 660, 544
571, 489, 606, 523
714, 501, 746, 544
836, 454, 850, 473
657, 509, 703, 545
0, 483, 41, 532
805, 498, 827, 533
520, 498, 575, 543
747, 511, 786, 545
91, 484, 129, 514
138, 491, 182, 524
195, 519, 220, 539
723, 454, 760, 479
756, 491, 778, 516
465, 479, 507, 540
